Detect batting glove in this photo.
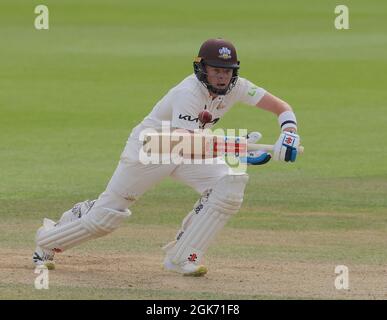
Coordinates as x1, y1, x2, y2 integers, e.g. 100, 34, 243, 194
245, 132, 271, 165
273, 132, 300, 162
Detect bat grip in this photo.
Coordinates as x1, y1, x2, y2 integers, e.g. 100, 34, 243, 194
247, 143, 304, 154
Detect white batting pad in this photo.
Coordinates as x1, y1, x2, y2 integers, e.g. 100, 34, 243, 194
166, 174, 248, 265
36, 207, 131, 252
162, 189, 212, 253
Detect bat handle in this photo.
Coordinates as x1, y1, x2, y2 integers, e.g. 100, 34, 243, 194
247, 143, 305, 154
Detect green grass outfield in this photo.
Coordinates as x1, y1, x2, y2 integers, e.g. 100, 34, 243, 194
1, 0, 387, 299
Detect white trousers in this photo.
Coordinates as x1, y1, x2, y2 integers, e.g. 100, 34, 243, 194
49, 138, 246, 256
92, 138, 233, 212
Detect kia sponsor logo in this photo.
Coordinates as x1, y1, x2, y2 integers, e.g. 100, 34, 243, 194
178, 114, 220, 125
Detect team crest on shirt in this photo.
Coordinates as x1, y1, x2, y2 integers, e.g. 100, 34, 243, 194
218, 47, 232, 59
216, 103, 226, 110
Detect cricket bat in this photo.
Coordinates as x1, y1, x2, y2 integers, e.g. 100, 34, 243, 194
142, 132, 304, 157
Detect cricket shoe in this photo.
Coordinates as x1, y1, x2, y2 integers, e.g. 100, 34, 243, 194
32, 218, 57, 270
163, 257, 208, 277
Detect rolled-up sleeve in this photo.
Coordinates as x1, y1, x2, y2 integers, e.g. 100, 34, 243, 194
236, 78, 266, 106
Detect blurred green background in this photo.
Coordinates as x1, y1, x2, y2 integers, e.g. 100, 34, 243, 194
1, 0, 386, 221
0, 0, 386, 299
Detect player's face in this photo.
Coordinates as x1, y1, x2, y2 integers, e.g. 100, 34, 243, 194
205, 65, 233, 91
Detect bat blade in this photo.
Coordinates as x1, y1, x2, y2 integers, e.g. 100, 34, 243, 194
142, 132, 304, 157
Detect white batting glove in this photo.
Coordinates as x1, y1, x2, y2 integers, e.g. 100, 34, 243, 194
246, 132, 272, 165
273, 132, 300, 162
246, 132, 262, 145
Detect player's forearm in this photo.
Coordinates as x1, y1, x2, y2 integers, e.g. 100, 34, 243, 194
256, 92, 293, 116
256, 92, 298, 133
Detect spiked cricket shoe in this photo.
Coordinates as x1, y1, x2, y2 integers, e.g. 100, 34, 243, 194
163, 257, 207, 277
32, 218, 57, 270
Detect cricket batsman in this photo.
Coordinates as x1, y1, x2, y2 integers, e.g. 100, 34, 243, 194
33, 38, 301, 276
